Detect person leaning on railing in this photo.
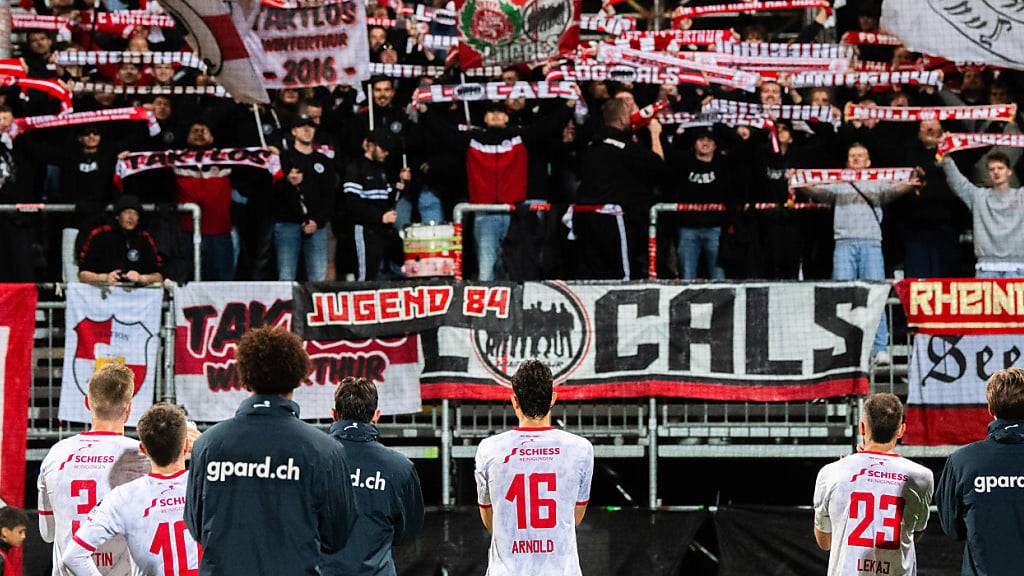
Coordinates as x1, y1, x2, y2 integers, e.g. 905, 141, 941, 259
77, 194, 164, 284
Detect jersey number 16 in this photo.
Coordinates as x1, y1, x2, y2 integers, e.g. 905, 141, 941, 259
505, 473, 557, 530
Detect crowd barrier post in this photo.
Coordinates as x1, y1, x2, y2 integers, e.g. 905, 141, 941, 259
648, 397, 658, 509
451, 202, 552, 280
0, 202, 203, 281
441, 398, 452, 506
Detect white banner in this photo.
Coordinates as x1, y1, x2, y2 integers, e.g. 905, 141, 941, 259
909, 334, 1024, 406
173, 283, 421, 422
881, 0, 1024, 70
250, 0, 370, 88
59, 285, 163, 426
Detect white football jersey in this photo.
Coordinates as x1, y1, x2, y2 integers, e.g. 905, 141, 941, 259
64, 471, 199, 576
475, 426, 594, 576
38, 431, 149, 576
814, 451, 934, 576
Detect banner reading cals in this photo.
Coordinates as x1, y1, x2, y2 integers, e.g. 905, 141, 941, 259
305, 285, 510, 326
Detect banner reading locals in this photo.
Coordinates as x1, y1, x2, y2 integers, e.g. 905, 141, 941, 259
294, 281, 890, 401
173, 283, 421, 421
457, 0, 581, 69
58, 285, 162, 426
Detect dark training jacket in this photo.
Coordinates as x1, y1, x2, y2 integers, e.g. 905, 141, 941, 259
935, 418, 1024, 576
185, 395, 358, 576
320, 420, 425, 576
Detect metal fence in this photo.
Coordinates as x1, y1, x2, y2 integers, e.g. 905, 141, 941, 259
24, 283, 924, 506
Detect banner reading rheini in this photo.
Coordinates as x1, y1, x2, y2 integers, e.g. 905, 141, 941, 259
293, 281, 890, 401
173, 283, 421, 422
59, 285, 162, 426
0, 285, 37, 576
457, 0, 581, 69
251, 0, 369, 88
895, 278, 1024, 334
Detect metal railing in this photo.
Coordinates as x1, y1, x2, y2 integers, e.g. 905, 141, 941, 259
0, 202, 203, 280
24, 285, 920, 507
451, 202, 552, 280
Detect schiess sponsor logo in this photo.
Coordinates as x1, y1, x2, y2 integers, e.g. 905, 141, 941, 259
502, 447, 561, 464
205, 457, 301, 482
974, 475, 1024, 493
851, 468, 908, 482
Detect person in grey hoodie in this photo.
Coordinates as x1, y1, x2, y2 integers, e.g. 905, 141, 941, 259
941, 150, 1024, 278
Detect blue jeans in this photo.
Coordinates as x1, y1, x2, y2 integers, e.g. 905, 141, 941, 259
677, 227, 725, 280
474, 213, 510, 281
202, 234, 235, 281
395, 186, 446, 228
833, 241, 888, 354
274, 223, 328, 281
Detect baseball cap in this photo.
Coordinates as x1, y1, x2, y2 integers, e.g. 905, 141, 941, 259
113, 194, 143, 215
292, 115, 317, 129
366, 128, 397, 151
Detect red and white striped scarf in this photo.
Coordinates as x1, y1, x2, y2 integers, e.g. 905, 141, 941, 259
8, 107, 159, 139
11, 13, 69, 31
0, 59, 26, 78
550, 64, 707, 86
69, 82, 231, 97
845, 103, 1017, 123
600, 46, 759, 92
0, 76, 71, 111
580, 14, 636, 34
368, 62, 502, 78
53, 51, 206, 69
414, 81, 576, 103
788, 168, 916, 188
936, 133, 1024, 160
678, 51, 849, 73
115, 148, 283, 188
420, 34, 458, 49
619, 29, 735, 47
713, 42, 852, 59
80, 10, 176, 29
703, 100, 841, 126
673, 0, 829, 25
790, 70, 943, 89
839, 31, 903, 45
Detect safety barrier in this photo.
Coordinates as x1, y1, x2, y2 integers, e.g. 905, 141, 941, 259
647, 202, 830, 278
24, 283, 916, 507
451, 202, 552, 280
0, 202, 203, 280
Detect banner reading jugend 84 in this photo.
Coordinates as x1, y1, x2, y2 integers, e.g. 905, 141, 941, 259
293, 281, 890, 401
457, 0, 581, 69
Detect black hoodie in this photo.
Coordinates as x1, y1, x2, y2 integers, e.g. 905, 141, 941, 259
935, 418, 1024, 576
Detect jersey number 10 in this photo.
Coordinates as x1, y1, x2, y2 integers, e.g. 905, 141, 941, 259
505, 473, 557, 530
847, 491, 906, 550
150, 521, 200, 576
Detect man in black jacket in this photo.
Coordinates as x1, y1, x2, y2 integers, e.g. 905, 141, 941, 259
77, 194, 164, 284
321, 377, 424, 576
935, 367, 1024, 576
273, 115, 337, 281
185, 327, 357, 576
343, 129, 409, 280
573, 98, 664, 280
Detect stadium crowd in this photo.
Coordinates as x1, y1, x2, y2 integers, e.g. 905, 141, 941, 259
0, 0, 1020, 286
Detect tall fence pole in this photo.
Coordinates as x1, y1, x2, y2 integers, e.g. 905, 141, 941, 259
441, 398, 452, 506
648, 397, 658, 509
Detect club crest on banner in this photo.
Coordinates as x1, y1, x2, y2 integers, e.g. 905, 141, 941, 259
71, 317, 153, 396
471, 282, 590, 386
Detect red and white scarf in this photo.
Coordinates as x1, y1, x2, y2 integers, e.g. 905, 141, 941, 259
414, 81, 577, 103
69, 82, 231, 97
936, 133, 1024, 160
703, 100, 841, 126
0, 76, 72, 111
0, 59, 26, 78
420, 34, 458, 49
53, 51, 206, 69
80, 11, 176, 29
550, 64, 707, 86
368, 62, 502, 78
791, 70, 943, 89
678, 51, 849, 73
657, 111, 775, 129
580, 14, 636, 34
845, 103, 1017, 123
8, 107, 159, 140
115, 148, 283, 188
713, 42, 852, 59
674, 0, 829, 24
398, 3, 456, 25
600, 46, 760, 92
11, 13, 69, 31
788, 168, 916, 188
839, 31, 903, 45
620, 29, 736, 47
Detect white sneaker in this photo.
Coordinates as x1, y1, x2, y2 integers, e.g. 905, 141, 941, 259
874, 351, 891, 366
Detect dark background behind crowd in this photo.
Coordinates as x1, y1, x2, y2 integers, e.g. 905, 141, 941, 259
0, 0, 1020, 284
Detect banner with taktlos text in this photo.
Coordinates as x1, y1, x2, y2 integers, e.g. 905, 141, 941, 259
293, 281, 890, 401
896, 278, 1024, 334
173, 283, 421, 422
59, 285, 162, 426
906, 334, 1024, 445
250, 0, 370, 88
